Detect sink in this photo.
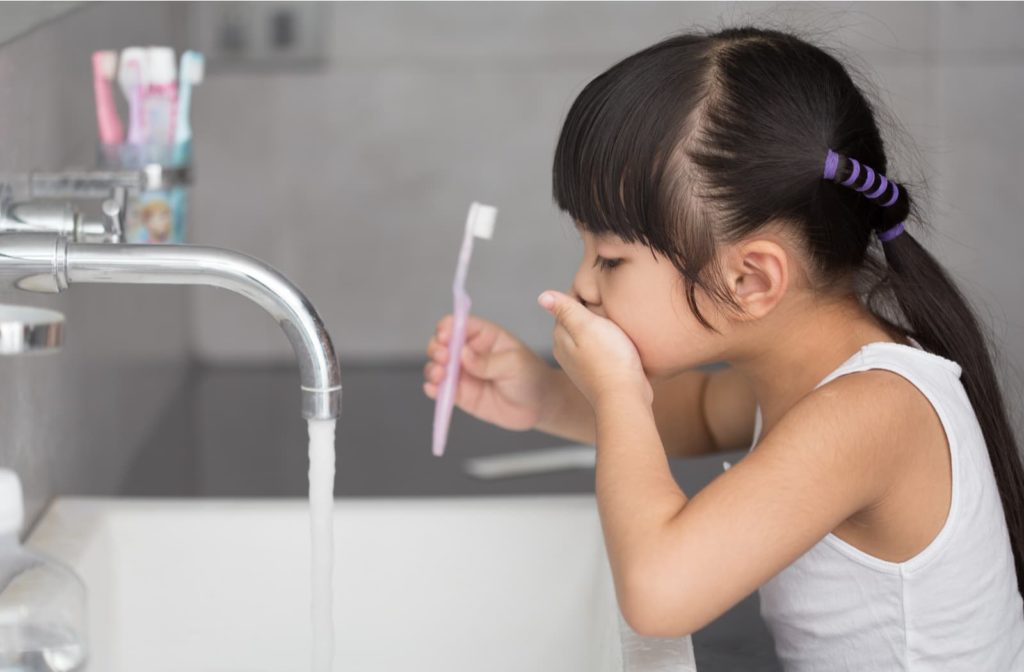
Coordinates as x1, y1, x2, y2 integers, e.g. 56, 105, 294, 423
26, 495, 695, 671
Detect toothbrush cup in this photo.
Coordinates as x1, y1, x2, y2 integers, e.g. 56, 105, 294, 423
98, 140, 192, 244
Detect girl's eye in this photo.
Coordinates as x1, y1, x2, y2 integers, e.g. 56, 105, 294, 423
594, 256, 623, 271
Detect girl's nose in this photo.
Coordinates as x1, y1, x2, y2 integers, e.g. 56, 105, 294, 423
571, 261, 600, 307
570, 280, 600, 310
570, 283, 604, 316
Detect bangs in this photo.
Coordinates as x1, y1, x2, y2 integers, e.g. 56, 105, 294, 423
552, 36, 713, 255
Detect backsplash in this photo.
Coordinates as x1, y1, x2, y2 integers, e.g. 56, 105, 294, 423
186, 1, 1023, 431
0, 3, 191, 525
0, 3, 1021, 524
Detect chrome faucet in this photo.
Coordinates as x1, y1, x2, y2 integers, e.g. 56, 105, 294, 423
0, 169, 341, 420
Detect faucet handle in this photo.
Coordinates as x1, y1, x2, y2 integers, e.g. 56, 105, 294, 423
78, 187, 126, 243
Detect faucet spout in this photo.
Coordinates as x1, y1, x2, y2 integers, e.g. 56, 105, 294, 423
0, 233, 341, 419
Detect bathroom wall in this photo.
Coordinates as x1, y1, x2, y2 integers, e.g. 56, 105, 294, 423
1, 3, 1022, 521
0, 3, 192, 524
188, 1, 1024, 434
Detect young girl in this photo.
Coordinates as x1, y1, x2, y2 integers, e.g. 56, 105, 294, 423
424, 27, 1024, 669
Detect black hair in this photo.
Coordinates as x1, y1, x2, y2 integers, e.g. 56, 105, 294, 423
553, 27, 1024, 601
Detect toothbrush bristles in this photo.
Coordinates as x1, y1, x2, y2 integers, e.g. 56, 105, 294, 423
118, 47, 147, 92
182, 51, 205, 85
92, 51, 117, 79
472, 203, 497, 240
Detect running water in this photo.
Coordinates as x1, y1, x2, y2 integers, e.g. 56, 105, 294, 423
308, 418, 336, 672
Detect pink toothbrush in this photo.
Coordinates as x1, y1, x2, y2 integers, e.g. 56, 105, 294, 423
432, 201, 498, 457
91, 51, 123, 145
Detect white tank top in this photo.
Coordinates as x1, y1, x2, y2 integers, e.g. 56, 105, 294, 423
753, 340, 1024, 671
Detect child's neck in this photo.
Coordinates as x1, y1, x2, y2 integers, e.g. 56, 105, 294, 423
730, 294, 902, 440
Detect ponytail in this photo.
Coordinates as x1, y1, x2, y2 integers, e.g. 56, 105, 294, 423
827, 148, 1024, 599
879, 231, 1024, 596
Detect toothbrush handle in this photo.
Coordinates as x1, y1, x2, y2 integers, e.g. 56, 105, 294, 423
432, 289, 471, 457
93, 76, 123, 145
127, 78, 146, 146
174, 81, 192, 146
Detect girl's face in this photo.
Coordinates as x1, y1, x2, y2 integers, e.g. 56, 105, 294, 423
571, 229, 729, 378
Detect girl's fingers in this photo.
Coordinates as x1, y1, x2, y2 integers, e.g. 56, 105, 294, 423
427, 340, 448, 364
424, 361, 445, 383
428, 362, 447, 384
423, 370, 485, 408
436, 314, 501, 349
453, 370, 486, 409
461, 345, 517, 381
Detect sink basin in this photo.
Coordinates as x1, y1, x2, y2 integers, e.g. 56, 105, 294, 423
27, 495, 695, 671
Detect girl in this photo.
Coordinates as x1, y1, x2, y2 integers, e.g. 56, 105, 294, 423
424, 27, 1024, 669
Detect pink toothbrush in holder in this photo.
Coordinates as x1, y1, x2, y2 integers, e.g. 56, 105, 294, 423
432, 201, 497, 457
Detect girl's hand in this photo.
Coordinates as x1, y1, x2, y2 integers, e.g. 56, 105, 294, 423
538, 291, 653, 408
423, 314, 559, 431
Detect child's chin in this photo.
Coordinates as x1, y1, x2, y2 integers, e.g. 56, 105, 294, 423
644, 357, 719, 380
642, 363, 677, 382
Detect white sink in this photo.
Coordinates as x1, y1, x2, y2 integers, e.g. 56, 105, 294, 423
27, 495, 695, 671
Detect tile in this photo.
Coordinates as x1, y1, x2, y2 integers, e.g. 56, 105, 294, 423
321, 2, 934, 67
930, 63, 1024, 438
937, 2, 1024, 61
190, 65, 587, 361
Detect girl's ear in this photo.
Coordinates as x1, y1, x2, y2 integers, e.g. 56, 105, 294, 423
724, 238, 789, 320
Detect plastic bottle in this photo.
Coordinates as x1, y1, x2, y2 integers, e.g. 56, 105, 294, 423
0, 470, 87, 672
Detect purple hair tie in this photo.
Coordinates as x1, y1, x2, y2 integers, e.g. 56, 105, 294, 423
877, 221, 905, 242
856, 166, 876, 193
881, 183, 901, 208
840, 158, 861, 186
866, 175, 889, 200
823, 149, 840, 180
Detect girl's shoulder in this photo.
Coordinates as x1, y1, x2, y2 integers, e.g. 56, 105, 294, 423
810, 364, 945, 449
814, 340, 962, 393
806, 339, 961, 461
749, 342, 953, 516
750, 340, 960, 451
800, 342, 957, 564
805, 340, 956, 463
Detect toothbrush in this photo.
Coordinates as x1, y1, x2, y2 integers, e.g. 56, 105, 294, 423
118, 47, 148, 147
91, 51, 123, 145
173, 50, 204, 163
144, 46, 178, 147
432, 202, 498, 457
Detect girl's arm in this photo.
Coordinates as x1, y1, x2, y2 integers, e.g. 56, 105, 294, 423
600, 370, 922, 637
654, 366, 758, 457
532, 368, 596, 444
536, 289, 917, 637
536, 367, 757, 457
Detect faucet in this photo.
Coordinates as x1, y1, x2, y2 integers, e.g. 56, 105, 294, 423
0, 169, 341, 420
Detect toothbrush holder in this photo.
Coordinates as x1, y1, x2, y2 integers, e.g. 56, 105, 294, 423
98, 141, 192, 244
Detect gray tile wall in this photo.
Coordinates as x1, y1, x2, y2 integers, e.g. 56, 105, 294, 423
187, 1, 1024, 430
2, 2, 1022, 521
0, 3, 192, 525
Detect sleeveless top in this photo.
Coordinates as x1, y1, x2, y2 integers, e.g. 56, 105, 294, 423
753, 341, 1024, 670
